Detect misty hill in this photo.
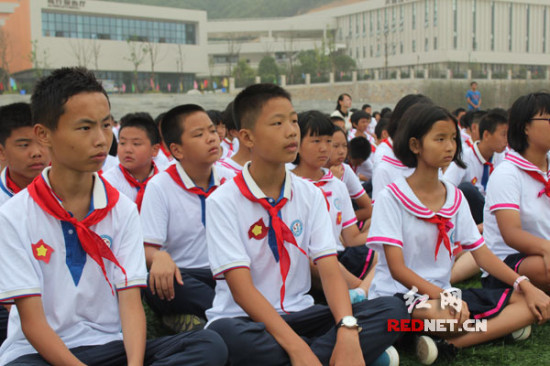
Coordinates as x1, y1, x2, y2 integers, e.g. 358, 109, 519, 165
102, 0, 340, 19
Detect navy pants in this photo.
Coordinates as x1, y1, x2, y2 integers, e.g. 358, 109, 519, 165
208, 296, 407, 366
6, 330, 228, 366
144, 268, 215, 319
0, 305, 8, 346
458, 182, 484, 224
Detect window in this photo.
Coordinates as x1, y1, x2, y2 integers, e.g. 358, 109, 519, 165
509, 3, 513, 51
425, 0, 429, 28
544, 7, 547, 53
491, 1, 495, 51
399, 6, 404, 31
453, 0, 458, 49
412, 39, 416, 52
434, 0, 438, 27
412, 3, 416, 30
434, 36, 438, 50
526, 5, 530, 52
425, 37, 429, 51
472, 0, 477, 50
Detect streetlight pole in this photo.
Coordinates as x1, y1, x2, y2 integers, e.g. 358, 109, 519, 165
384, 24, 389, 79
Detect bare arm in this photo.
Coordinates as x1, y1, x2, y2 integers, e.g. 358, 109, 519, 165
495, 210, 550, 257
144, 244, 183, 301
118, 288, 146, 366
316, 256, 364, 366
15, 296, 85, 366
341, 225, 368, 248
224, 268, 321, 366
353, 194, 372, 222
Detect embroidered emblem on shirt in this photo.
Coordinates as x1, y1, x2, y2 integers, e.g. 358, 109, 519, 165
248, 218, 268, 240
333, 197, 341, 210
101, 235, 113, 248
290, 219, 303, 237
336, 212, 342, 225
471, 177, 478, 185
32, 240, 54, 264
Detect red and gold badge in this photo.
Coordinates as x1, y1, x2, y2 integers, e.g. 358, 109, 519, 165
248, 218, 268, 240
336, 212, 342, 225
471, 177, 478, 185
32, 240, 54, 264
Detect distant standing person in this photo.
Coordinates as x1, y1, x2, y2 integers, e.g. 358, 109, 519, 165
331, 93, 352, 131
466, 81, 481, 110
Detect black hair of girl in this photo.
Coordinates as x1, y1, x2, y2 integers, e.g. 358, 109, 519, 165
508, 92, 550, 154
393, 103, 466, 169
293, 110, 335, 165
335, 93, 351, 115
387, 94, 433, 139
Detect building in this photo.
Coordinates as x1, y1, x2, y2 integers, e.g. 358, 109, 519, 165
329, 0, 550, 79
0, 0, 208, 92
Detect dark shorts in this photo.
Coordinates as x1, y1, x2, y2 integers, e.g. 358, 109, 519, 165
481, 253, 526, 289
394, 286, 512, 320
337, 246, 376, 279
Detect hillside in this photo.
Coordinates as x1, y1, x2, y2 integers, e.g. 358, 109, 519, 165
102, 0, 341, 19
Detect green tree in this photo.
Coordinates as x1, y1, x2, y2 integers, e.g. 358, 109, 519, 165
232, 59, 255, 87
258, 55, 279, 84
332, 53, 356, 73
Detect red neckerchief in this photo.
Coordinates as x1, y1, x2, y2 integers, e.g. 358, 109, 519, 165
419, 215, 454, 260
224, 138, 234, 153
5, 168, 22, 194
313, 180, 330, 211
118, 163, 159, 211
381, 138, 392, 149
234, 172, 307, 313
27, 174, 126, 294
465, 139, 474, 149
470, 144, 494, 174
485, 161, 494, 174
524, 170, 550, 198
165, 165, 218, 198
160, 144, 171, 159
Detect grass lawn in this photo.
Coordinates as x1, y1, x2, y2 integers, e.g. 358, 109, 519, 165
144, 274, 550, 365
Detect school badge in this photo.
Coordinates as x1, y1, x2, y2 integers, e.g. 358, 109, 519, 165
336, 212, 342, 225
248, 218, 268, 240
32, 239, 54, 264
471, 177, 478, 185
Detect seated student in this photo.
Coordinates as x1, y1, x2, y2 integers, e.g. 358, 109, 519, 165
216, 102, 251, 176
459, 110, 486, 150
361, 103, 378, 137
0, 67, 227, 366
291, 110, 374, 301
327, 126, 372, 223
482, 92, 550, 292
367, 103, 550, 365
207, 109, 226, 144
349, 137, 373, 183
205, 83, 407, 366
371, 94, 432, 201
153, 112, 174, 169
374, 118, 389, 146
348, 111, 377, 148
330, 115, 346, 131
102, 113, 161, 211
0, 103, 50, 207
0, 102, 50, 346
220, 103, 239, 159
140, 104, 234, 332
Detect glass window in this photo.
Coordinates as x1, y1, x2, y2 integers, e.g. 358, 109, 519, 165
412, 4, 416, 30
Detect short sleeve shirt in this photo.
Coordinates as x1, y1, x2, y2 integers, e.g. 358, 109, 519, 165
340, 163, 366, 199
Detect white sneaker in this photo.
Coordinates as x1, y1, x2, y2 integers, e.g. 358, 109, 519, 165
416, 335, 438, 365
371, 346, 399, 366
510, 324, 532, 341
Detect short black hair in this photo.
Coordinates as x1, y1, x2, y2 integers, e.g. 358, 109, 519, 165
154, 112, 166, 128
374, 118, 389, 140
161, 104, 205, 152
508, 92, 550, 154
471, 81, 478, 86
119, 112, 161, 145
0, 103, 32, 145
387, 94, 433, 138
461, 110, 486, 130
479, 112, 508, 141
221, 102, 237, 132
233, 83, 291, 130
349, 136, 372, 161
294, 110, 335, 165
207, 109, 223, 126
350, 111, 371, 126
31, 67, 109, 130
452, 107, 466, 117
332, 125, 347, 140
330, 115, 345, 124
381, 107, 392, 118
393, 103, 465, 169
361, 104, 372, 111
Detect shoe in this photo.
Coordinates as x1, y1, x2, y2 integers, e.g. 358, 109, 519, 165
371, 346, 399, 366
509, 324, 532, 341
162, 313, 205, 333
416, 335, 458, 365
349, 288, 367, 304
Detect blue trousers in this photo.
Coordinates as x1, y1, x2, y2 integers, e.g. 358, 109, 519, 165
208, 296, 408, 366
6, 330, 228, 366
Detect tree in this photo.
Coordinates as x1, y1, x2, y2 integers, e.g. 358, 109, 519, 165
124, 39, 147, 92
175, 44, 185, 92
232, 59, 255, 88
90, 39, 101, 70
226, 34, 242, 76
0, 28, 12, 89
69, 39, 92, 68
257, 55, 279, 84
144, 41, 165, 90
332, 53, 356, 73
29, 39, 49, 79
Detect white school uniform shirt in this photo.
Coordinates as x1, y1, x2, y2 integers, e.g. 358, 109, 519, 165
205, 163, 338, 324
153, 152, 171, 171
331, 110, 352, 131
340, 163, 366, 199
372, 138, 394, 171
483, 151, 550, 272
367, 117, 377, 135
460, 129, 474, 152
348, 129, 377, 147
0, 168, 15, 207
371, 155, 414, 202
101, 154, 119, 173
216, 157, 244, 178
140, 161, 234, 269
367, 177, 484, 299
444, 141, 505, 196
0, 169, 146, 365
301, 169, 357, 251
352, 155, 375, 182
102, 164, 157, 203
220, 138, 239, 159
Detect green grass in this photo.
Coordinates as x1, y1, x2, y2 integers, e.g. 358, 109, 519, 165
143, 275, 550, 365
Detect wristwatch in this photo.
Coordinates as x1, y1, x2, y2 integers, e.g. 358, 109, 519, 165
337, 316, 362, 332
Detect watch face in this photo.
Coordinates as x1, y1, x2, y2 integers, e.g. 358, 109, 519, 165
342, 316, 357, 327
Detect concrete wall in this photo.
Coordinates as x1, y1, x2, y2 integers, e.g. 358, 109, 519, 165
282, 79, 550, 110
